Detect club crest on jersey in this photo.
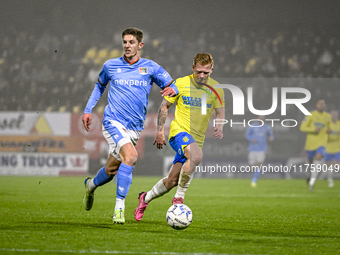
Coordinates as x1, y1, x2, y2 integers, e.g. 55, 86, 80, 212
139, 67, 148, 75
183, 136, 189, 142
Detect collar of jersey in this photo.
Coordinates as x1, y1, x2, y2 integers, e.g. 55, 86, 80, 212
190, 75, 203, 89
123, 54, 140, 65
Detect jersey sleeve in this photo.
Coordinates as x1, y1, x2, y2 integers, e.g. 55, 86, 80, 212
299, 115, 316, 133
164, 79, 180, 104
98, 63, 110, 85
164, 78, 181, 104
245, 127, 253, 142
151, 63, 178, 94
151, 63, 172, 88
84, 64, 108, 113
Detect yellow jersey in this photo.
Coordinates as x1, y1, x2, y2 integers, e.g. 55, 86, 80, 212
326, 120, 340, 154
300, 110, 331, 151
164, 74, 225, 149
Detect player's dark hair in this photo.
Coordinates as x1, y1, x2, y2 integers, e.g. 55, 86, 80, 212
122, 28, 144, 43
193, 53, 214, 68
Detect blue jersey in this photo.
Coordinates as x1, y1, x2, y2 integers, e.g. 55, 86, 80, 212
245, 123, 274, 152
84, 56, 178, 131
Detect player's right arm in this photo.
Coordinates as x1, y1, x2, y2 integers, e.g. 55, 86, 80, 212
82, 114, 92, 132
245, 127, 254, 143
153, 98, 173, 149
299, 115, 318, 133
82, 65, 109, 131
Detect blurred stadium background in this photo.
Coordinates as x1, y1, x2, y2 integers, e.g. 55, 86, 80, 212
1, 0, 339, 178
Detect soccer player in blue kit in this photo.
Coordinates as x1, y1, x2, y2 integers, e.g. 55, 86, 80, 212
82, 28, 178, 224
245, 115, 274, 187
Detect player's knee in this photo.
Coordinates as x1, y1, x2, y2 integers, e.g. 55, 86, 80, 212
185, 146, 202, 165
191, 152, 202, 166
121, 151, 138, 166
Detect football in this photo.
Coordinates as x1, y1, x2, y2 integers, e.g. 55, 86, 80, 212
166, 204, 193, 230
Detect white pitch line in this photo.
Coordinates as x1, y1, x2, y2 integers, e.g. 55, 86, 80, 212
0, 248, 263, 255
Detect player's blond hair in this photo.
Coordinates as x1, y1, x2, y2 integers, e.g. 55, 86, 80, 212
122, 27, 144, 43
193, 53, 214, 68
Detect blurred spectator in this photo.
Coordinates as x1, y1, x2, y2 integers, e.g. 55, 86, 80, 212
1, 24, 339, 113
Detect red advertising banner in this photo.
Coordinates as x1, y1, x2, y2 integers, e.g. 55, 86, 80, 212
0, 136, 83, 153
71, 113, 144, 159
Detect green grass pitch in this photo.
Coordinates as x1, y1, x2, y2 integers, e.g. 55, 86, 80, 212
0, 176, 339, 255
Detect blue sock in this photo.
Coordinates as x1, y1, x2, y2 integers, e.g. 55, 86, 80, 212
116, 163, 134, 199
252, 167, 261, 183
93, 166, 113, 186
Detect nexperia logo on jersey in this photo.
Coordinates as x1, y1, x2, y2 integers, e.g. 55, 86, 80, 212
114, 79, 147, 87
210, 84, 312, 128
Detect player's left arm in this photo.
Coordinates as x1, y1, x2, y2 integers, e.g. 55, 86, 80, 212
300, 115, 316, 133
245, 127, 252, 142
213, 107, 225, 139
152, 63, 178, 97
160, 82, 177, 97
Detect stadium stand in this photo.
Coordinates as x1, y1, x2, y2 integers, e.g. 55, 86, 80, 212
1, 25, 339, 113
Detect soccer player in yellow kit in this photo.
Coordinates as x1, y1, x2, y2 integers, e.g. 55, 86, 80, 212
134, 53, 225, 221
325, 110, 340, 188
300, 99, 331, 190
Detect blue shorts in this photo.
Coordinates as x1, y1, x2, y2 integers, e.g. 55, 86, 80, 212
169, 132, 196, 165
324, 152, 340, 162
306, 146, 325, 161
